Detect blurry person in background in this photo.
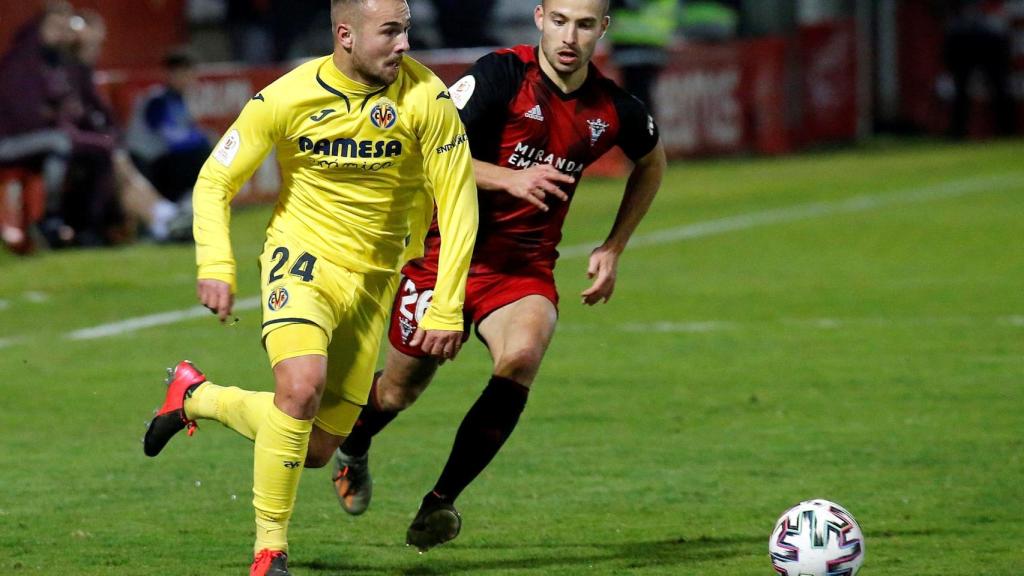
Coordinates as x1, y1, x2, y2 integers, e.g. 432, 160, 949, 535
69, 10, 187, 243
428, 0, 499, 47
62, 8, 125, 245
607, 0, 681, 115
679, 0, 738, 42
226, 0, 275, 64
943, 0, 1016, 138
0, 1, 79, 247
126, 47, 212, 236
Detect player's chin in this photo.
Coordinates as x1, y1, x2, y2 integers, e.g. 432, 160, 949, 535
553, 60, 584, 75
379, 62, 401, 84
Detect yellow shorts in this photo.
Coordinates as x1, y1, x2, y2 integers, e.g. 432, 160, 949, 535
259, 234, 399, 436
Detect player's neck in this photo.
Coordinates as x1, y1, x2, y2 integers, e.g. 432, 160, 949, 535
537, 52, 589, 94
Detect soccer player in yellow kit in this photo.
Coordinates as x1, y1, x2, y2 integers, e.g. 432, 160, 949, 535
141, 1, 478, 574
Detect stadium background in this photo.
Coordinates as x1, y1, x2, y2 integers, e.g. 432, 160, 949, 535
1, 1, 1022, 575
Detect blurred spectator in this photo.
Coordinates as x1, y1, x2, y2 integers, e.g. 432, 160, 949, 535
428, 0, 499, 48
608, 0, 682, 115
943, 0, 1015, 138
63, 9, 125, 245
126, 48, 211, 215
680, 0, 739, 42
69, 11, 187, 243
226, 0, 274, 64
0, 1, 79, 246
218, 0, 329, 63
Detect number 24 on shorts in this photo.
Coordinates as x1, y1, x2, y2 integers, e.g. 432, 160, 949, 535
267, 247, 318, 283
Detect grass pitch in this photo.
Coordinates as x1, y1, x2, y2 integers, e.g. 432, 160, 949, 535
1, 138, 1022, 575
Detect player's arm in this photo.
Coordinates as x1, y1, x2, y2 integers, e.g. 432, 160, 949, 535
472, 160, 573, 212
454, 52, 572, 212
583, 91, 665, 306
412, 78, 479, 359
193, 92, 281, 321
583, 141, 665, 305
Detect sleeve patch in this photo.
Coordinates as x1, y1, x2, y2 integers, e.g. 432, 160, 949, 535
449, 75, 476, 110
213, 129, 241, 167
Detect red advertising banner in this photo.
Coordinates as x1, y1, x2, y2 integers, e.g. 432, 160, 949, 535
799, 19, 859, 143
654, 38, 796, 157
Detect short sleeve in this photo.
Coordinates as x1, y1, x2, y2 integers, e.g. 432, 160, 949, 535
611, 87, 660, 161
447, 51, 524, 162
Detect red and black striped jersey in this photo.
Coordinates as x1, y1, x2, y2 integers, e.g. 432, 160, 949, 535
419, 44, 659, 274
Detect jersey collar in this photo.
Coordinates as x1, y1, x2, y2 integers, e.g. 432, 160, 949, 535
316, 56, 390, 112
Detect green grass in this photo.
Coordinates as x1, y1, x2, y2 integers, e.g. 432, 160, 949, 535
1, 138, 1022, 575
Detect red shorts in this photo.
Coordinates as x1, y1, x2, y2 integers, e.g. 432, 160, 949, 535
388, 260, 559, 358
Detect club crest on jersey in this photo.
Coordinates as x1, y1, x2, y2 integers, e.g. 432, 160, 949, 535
267, 287, 289, 311
587, 118, 610, 146
369, 98, 398, 129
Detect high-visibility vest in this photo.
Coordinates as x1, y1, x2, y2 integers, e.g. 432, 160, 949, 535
608, 0, 680, 47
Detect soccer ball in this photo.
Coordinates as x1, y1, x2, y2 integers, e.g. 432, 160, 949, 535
769, 499, 865, 576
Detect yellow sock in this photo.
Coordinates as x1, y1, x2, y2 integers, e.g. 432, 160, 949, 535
252, 404, 313, 553
185, 383, 273, 441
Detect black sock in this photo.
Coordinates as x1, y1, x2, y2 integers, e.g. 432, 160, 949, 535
340, 376, 398, 457
432, 375, 529, 502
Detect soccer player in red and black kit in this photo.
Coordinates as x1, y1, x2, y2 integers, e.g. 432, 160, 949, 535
332, 0, 666, 551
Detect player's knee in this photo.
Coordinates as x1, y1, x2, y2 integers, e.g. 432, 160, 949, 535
274, 369, 325, 419
375, 377, 424, 412
494, 347, 543, 384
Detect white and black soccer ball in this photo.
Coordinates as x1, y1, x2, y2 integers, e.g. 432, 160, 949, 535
769, 499, 865, 576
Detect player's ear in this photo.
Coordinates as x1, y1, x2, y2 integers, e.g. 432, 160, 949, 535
600, 15, 610, 38
534, 4, 545, 32
336, 22, 354, 50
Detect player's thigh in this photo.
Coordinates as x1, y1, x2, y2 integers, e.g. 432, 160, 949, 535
316, 272, 399, 437
477, 294, 558, 385
265, 323, 329, 419
259, 237, 341, 347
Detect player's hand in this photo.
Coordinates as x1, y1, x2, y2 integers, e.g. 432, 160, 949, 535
581, 245, 620, 306
197, 279, 234, 322
410, 328, 464, 361
504, 164, 574, 212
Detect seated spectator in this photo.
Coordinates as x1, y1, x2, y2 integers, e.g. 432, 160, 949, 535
62, 9, 123, 245
68, 10, 187, 243
126, 49, 211, 208
0, 2, 79, 246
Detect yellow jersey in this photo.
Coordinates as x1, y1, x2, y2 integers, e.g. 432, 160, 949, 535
193, 55, 478, 331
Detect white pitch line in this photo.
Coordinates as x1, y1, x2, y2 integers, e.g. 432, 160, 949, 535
41, 171, 1023, 343
0, 337, 21, 350
559, 172, 1023, 258
66, 296, 261, 341
621, 321, 736, 333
